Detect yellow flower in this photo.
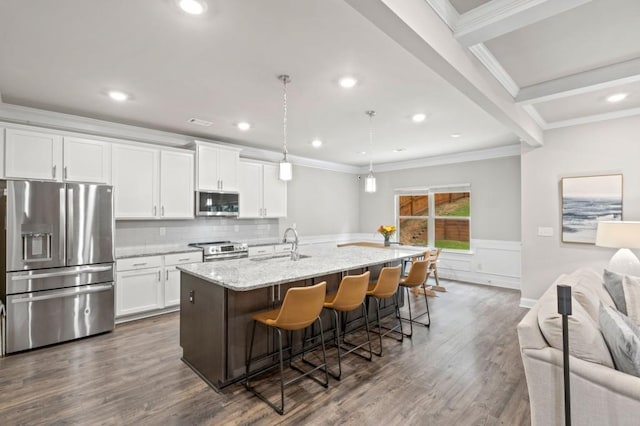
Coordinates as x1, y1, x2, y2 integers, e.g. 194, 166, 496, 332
377, 225, 396, 237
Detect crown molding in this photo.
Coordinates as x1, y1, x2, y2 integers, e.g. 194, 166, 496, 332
545, 107, 640, 130
423, 0, 459, 28
238, 146, 361, 174
468, 44, 520, 97
522, 104, 548, 129
516, 58, 640, 105
455, 0, 592, 47
359, 144, 521, 173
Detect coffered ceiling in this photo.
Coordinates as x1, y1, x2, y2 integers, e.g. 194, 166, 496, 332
0, 0, 637, 167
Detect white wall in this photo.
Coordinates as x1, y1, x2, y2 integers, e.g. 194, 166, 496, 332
358, 156, 521, 240
281, 164, 360, 237
521, 115, 640, 303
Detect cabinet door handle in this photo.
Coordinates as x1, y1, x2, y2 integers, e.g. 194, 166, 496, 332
153, 206, 157, 216
132, 262, 147, 267
166, 270, 169, 280
64, 166, 68, 180
52, 165, 56, 179
220, 180, 223, 189
161, 206, 165, 216
157, 271, 161, 281
264, 208, 267, 217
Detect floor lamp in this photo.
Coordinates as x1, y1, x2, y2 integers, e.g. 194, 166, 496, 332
595, 221, 640, 276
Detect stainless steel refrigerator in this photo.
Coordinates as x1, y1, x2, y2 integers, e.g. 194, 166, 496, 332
1, 180, 115, 353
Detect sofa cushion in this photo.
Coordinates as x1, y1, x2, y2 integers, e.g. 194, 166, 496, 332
599, 303, 640, 377
556, 268, 614, 322
538, 287, 614, 368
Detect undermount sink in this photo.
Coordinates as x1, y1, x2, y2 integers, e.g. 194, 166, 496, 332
250, 254, 311, 262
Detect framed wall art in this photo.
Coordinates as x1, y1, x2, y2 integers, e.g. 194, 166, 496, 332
561, 174, 623, 244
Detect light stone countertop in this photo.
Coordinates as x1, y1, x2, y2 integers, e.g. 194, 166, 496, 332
177, 245, 425, 291
115, 244, 203, 259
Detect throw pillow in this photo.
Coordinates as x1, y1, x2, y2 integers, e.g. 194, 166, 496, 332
603, 269, 627, 314
538, 288, 614, 367
599, 303, 640, 377
623, 275, 640, 326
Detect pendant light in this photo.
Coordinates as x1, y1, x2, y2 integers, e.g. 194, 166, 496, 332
364, 110, 377, 193
278, 74, 292, 181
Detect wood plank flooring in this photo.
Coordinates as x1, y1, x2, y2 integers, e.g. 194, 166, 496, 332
0, 280, 530, 425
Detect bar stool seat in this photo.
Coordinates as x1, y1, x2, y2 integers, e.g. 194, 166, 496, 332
320, 271, 373, 380
399, 253, 431, 337
245, 281, 329, 415
366, 264, 403, 356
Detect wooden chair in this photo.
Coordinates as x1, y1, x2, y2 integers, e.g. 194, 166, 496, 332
245, 282, 329, 415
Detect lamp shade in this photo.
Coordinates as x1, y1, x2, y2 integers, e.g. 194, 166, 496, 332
279, 160, 292, 181
595, 221, 640, 248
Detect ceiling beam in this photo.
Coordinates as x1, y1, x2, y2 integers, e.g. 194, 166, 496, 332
516, 58, 640, 104
455, 0, 592, 47
345, 0, 543, 147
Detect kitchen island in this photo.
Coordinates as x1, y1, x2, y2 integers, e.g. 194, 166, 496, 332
177, 244, 423, 390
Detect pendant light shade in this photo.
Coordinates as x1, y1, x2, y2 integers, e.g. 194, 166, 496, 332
278, 74, 292, 181
364, 110, 377, 193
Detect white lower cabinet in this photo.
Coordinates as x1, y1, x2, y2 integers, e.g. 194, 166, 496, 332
116, 251, 202, 318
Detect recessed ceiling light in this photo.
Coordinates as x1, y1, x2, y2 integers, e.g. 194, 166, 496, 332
178, 0, 206, 15
607, 93, 628, 103
393, 148, 406, 152
339, 77, 358, 89
412, 113, 427, 123
450, 133, 461, 138
311, 139, 323, 148
236, 122, 251, 131
358, 151, 367, 155
108, 90, 129, 102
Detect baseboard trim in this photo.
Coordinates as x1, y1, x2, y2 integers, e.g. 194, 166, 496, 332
115, 306, 179, 324
519, 298, 537, 309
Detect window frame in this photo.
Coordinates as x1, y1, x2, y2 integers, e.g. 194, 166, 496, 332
395, 185, 471, 251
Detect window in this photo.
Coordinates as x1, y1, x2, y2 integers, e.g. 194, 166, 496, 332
396, 187, 470, 250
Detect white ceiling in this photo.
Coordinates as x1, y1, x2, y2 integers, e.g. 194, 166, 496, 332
1, 0, 638, 168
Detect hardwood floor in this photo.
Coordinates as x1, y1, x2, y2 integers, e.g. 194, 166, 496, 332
0, 280, 530, 425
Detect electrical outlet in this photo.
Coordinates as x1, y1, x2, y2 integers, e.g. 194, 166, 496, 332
538, 227, 553, 237
159, 227, 166, 236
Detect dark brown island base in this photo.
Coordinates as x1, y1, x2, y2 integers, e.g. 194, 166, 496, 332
177, 245, 424, 390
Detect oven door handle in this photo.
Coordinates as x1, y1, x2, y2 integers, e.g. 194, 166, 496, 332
11, 265, 113, 281
204, 253, 248, 261
10, 283, 113, 304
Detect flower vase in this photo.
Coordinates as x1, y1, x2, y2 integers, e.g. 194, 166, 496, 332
384, 236, 390, 246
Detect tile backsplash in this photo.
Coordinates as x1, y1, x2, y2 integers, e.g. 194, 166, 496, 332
116, 217, 280, 248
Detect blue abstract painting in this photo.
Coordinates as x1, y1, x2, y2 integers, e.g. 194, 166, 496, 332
562, 174, 622, 244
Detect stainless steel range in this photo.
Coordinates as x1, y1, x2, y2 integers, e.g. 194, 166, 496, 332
1, 180, 115, 354
189, 241, 248, 262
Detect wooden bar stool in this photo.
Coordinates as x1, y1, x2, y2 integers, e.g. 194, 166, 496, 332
366, 265, 403, 356
321, 271, 372, 380
244, 281, 329, 415
399, 255, 431, 337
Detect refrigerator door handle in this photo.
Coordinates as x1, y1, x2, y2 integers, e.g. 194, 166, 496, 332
67, 187, 74, 263
11, 265, 113, 281
60, 187, 66, 264
10, 284, 113, 304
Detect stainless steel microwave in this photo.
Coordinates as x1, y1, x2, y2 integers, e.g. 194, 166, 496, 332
195, 191, 239, 217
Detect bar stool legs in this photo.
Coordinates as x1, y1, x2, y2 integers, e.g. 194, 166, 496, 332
327, 302, 373, 380
400, 283, 431, 338
369, 292, 404, 357
245, 317, 329, 415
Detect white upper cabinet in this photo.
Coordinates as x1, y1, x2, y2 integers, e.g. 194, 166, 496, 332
5, 128, 62, 181
238, 160, 263, 218
112, 143, 194, 220
262, 163, 287, 218
195, 142, 240, 192
63, 137, 111, 183
112, 144, 159, 219
238, 159, 287, 219
160, 150, 194, 219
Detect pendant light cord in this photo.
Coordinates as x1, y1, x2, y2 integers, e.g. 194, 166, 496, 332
366, 110, 376, 173
281, 75, 289, 160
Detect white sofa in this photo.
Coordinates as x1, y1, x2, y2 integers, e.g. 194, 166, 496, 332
517, 268, 640, 425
